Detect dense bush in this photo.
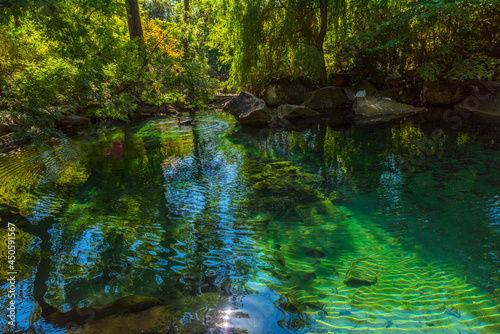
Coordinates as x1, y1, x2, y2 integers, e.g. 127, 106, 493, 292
0, 0, 217, 140
343, 0, 500, 82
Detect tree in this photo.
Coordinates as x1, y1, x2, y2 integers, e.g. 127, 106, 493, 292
211, 0, 351, 91
278, 0, 329, 86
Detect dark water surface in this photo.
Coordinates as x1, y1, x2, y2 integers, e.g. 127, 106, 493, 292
1, 111, 500, 333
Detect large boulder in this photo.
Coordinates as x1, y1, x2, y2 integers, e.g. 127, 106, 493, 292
263, 76, 314, 107
456, 90, 500, 123
354, 96, 427, 124
421, 80, 466, 105
276, 104, 320, 120
224, 91, 272, 126
379, 81, 423, 104
302, 87, 349, 112
344, 257, 379, 287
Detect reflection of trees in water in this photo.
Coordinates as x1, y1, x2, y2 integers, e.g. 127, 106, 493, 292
57, 126, 185, 301
165, 123, 253, 305
0, 140, 91, 220
0, 124, 179, 320
2, 117, 500, 331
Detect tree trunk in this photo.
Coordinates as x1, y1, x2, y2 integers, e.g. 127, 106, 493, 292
315, 0, 328, 87
316, 44, 328, 87
183, 0, 190, 58
126, 0, 143, 40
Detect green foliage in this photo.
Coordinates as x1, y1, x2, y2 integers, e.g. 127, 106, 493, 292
0, 0, 217, 141
143, 0, 177, 21
343, 0, 500, 82
1, 0, 499, 142
210, 0, 338, 91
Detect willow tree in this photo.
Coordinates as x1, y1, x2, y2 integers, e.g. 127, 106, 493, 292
211, 0, 358, 91
278, 0, 329, 86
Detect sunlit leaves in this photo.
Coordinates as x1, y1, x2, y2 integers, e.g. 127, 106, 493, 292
344, 0, 500, 81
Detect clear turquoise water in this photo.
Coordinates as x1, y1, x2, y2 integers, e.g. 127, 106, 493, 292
0, 111, 499, 333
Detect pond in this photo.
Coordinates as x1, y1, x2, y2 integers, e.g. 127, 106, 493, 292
1, 110, 500, 333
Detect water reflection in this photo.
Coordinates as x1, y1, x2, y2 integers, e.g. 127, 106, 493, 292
0, 112, 499, 333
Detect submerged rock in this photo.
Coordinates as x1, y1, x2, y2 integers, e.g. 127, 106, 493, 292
305, 301, 324, 311
247, 214, 271, 225
344, 257, 379, 287
67, 305, 182, 334
354, 96, 427, 124
295, 199, 346, 226
305, 247, 328, 259
301, 271, 317, 282
445, 306, 461, 318
273, 251, 286, 266
224, 91, 272, 126
278, 293, 304, 314
338, 309, 351, 316
47, 296, 161, 327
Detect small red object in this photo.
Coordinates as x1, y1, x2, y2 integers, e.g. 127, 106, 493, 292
113, 142, 123, 157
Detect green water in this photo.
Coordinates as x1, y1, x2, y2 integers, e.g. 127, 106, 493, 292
1, 111, 499, 333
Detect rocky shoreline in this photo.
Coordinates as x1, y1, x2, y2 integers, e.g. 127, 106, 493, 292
2, 77, 499, 151
223, 77, 500, 129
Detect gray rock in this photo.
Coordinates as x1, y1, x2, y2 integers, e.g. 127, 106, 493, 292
385, 72, 403, 89
421, 80, 466, 105
354, 96, 427, 124
276, 104, 320, 120
224, 91, 272, 126
263, 76, 314, 107
379, 86, 421, 104
457, 91, 500, 123
302, 87, 349, 112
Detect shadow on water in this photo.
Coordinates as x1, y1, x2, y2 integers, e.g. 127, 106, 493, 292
0, 111, 499, 333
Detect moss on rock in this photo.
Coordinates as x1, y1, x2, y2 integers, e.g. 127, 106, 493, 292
344, 257, 379, 287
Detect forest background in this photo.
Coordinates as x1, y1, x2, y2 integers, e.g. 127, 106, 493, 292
0, 0, 499, 140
